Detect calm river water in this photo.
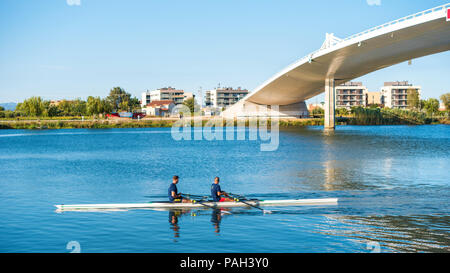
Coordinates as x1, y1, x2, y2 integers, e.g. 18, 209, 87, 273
0, 125, 449, 252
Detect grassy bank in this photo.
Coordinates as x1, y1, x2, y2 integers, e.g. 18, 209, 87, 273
0, 115, 448, 130
0, 116, 85, 121
0, 119, 175, 129
347, 107, 449, 125
0, 118, 325, 130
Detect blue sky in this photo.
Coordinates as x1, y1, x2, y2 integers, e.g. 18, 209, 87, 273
0, 0, 449, 103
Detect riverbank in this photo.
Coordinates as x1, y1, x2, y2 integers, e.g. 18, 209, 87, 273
0, 116, 448, 129
0, 118, 325, 129
0, 119, 176, 129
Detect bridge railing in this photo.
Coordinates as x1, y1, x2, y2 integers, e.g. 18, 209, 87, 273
342, 3, 450, 42
289, 3, 450, 69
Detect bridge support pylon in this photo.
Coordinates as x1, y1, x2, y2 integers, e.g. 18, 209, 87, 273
324, 78, 336, 130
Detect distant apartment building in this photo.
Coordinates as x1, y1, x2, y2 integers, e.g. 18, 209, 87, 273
183, 92, 194, 101
365, 91, 383, 106
204, 87, 248, 109
335, 82, 368, 109
380, 81, 421, 109
141, 87, 192, 107
50, 100, 63, 106
50, 100, 73, 106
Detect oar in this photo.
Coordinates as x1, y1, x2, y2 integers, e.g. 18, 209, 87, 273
144, 193, 208, 199
197, 201, 232, 215
181, 193, 209, 199
181, 194, 232, 215
227, 193, 272, 214
145, 193, 229, 213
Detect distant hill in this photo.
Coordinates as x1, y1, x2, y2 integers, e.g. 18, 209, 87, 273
0, 103, 18, 111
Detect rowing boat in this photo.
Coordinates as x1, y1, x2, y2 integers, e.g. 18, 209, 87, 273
55, 198, 338, 211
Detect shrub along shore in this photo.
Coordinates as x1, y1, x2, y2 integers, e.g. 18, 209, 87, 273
0, 114, 448, 130
0, 118, 324, 130
2, 91, 448, 129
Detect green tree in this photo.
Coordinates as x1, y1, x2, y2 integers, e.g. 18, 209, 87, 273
0, 106, 4, 111
182, 97, 199, 113
101, 98, 113, 114
47, 105, 60, 117
17, 97, 47, 116
119, 100, 129, 111
15, 102, 23, 115
57, 100, 74, 116
407, 88, 420, 110
419, 100, 426, 111
72, 99, 87, 116
424, 98, 439, 118
106, 87, 132, 111
87, 96, 103, 116
129, 97, 141, 111
440, 93, 450, 111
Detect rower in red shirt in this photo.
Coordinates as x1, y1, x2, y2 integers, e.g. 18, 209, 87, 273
210, 177, 233, 202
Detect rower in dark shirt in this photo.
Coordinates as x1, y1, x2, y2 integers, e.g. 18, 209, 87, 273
168, 175, 191, 203
211, 177, 233, 202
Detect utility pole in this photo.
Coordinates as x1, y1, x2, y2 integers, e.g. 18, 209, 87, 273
198, 86, 203, 108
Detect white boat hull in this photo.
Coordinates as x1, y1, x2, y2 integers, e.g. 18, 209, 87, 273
55, 198, 338, 211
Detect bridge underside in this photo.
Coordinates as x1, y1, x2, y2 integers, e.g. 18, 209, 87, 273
222, 7, 450, 129
243, 15, 450, 106
221, 100, 309, 119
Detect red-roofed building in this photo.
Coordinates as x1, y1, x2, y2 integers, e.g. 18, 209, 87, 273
142, 100, 175, 117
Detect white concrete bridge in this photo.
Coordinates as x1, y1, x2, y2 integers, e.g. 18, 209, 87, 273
222, 3, 450, 130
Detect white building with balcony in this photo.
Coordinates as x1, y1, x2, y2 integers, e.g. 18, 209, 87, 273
335, 82, 368, 110
205, 87, 249, 109
380, 81, 421, 109
141, 87, 192, 107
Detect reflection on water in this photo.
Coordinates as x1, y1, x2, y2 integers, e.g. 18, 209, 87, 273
166, 204, 450, 252
167, 208, 230, 240
284, 125, 450, 192
169, 210, 183, 241
323, 133, 335, 191
320, 130, 380, 191
211, 209, 223, 234
318, 214, 450, 253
